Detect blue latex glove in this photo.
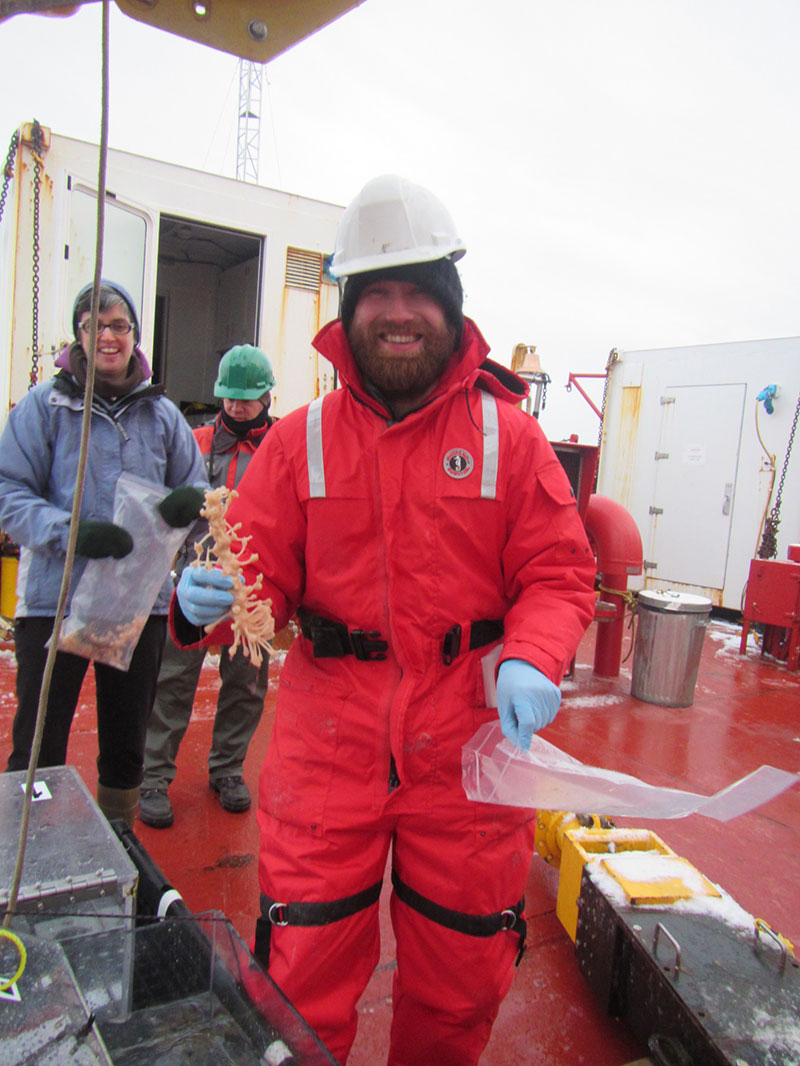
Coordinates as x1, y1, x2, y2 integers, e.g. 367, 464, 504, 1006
496, 659, 562, 751
176, 566, 235, 627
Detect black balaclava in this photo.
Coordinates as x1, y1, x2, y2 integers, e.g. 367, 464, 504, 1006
219, 396, 272, 438
340, 258, 464, 347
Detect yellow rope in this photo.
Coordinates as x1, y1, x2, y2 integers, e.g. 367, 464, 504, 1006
595, 583, 638, 663
597, 583, 638, 610
0, 928, 27, 991
753, 400, 777, 559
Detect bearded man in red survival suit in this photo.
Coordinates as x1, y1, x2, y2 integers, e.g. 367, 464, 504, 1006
171, 175, 596, 1066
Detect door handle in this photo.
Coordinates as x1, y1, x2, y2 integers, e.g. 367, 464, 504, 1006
722, 482, 733, 515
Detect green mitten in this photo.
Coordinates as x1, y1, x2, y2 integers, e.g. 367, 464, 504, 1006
75, 520, 134, 559
157, 485, 206, 528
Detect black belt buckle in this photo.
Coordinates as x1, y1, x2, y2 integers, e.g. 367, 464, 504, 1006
298, 607, 387, 662
298, 608, 351, 657
349, 630, 388, 662
442, 624, 462, 665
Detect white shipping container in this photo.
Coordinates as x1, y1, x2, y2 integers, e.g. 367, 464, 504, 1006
0, 123, 344, 426
596, 338, 800, 611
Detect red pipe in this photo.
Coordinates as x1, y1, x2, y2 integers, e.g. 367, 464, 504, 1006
583, 495, 643, 678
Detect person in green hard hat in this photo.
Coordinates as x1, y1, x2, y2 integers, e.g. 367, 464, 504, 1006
138, 344, 277, 828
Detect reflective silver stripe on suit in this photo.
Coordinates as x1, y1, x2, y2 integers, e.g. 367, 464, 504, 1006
480, 391, 499, 500
306, 396, 326, 498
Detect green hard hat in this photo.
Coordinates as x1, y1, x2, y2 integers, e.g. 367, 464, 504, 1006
214, 345, 275, 400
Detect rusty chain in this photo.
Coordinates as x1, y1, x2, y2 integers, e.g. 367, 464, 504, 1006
29, 120, 44, 390
593, 348, 618, 489
2, 125, 45, 389
597, 348, 617, 449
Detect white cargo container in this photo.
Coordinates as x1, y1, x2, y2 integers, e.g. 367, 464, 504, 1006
596, 338, 800, 610
0, 123, 343, 426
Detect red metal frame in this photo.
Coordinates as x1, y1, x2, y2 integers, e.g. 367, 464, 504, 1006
566, 372, 606, 421
740, 557, 800, 671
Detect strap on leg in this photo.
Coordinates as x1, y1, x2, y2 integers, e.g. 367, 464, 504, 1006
254, 880, 383, 967
391, 870, 527, 966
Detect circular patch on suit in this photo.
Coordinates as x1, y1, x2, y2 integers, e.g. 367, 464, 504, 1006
443, 448, 474, 479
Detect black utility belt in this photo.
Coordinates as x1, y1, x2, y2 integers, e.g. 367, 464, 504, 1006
297, 607, 503, 665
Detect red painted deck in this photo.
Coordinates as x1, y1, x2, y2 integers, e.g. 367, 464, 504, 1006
1, 616, 798, 1065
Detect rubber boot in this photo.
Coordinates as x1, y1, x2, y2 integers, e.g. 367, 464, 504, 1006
96, 783, 140, 829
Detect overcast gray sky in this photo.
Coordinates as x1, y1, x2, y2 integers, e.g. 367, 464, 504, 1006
1, 0, 798, 441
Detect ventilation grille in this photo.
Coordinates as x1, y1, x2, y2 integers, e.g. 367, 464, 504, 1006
285, 247, 322, 291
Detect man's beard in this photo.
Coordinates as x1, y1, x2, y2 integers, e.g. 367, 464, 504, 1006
349, 319, 457, 407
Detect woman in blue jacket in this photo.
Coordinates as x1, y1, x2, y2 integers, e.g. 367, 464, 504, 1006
0, 280, 206, 826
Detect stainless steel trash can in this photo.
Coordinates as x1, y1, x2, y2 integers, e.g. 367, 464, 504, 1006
631, 590, 712, 707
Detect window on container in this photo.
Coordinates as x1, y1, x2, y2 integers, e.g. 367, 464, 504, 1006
65, 185, 147, 334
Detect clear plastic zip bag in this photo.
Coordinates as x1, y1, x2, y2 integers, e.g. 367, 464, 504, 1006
57, 473, 190, 670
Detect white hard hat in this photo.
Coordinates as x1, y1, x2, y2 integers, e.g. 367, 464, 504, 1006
331, 174, 466, 279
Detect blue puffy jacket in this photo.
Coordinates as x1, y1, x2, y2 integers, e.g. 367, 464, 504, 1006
0, 370, 207, 617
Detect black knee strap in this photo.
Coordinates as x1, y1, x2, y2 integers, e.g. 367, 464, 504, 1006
253, 881, 383, 967
391, 871, 527, 966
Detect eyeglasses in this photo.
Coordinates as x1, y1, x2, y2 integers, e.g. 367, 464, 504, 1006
79, 320, 134, 336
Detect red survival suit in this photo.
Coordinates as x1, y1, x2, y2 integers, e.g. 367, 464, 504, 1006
180, 319, 596, 1065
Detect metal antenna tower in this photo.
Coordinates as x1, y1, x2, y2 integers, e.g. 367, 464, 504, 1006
237, 59, 263, 183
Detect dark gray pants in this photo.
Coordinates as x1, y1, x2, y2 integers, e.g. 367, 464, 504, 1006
141, 632, 268, 789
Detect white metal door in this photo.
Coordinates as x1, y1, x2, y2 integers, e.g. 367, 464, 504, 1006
647, 382, 746, 589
